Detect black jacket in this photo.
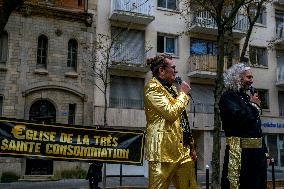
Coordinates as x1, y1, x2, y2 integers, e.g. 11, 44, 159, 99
219, 90, 262, 138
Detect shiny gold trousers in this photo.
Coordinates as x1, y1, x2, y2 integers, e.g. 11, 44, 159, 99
148, 158, 197, 189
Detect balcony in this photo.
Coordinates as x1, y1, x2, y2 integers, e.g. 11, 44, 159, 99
276, 66, 284, 86
188, 55, 238, 78
190, 11, 248, 38
94, 106, 146, 128
110, 45, 149, 72
274, 0, 284, 5
109, 0, 154, 25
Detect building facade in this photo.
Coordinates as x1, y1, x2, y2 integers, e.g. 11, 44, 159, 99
0, 0, 96, 177
0, 0, 284, 179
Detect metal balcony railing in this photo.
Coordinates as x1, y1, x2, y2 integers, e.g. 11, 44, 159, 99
111, 0, 153, 16
188, 55, 239, 72
190, 103, 214, 113
110, 97, 144, 109
192, 11, 248, 32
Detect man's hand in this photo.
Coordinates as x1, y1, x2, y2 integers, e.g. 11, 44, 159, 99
250, 93, 261, 107
190, 149, 197, 161
179, 81, 191, 95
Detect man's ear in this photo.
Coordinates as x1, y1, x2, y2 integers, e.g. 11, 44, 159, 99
159, 66, 165, 75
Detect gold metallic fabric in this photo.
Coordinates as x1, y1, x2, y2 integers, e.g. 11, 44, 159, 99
144, 77, 190, 163
149, 155, 197, 189
226, 137, 242, 189
241, 138, 262, 148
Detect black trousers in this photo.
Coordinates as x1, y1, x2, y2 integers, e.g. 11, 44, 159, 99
221, 146, 267, 189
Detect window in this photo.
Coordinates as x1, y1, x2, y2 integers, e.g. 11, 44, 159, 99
190, 39, 239, 57
249, 46, 267, 67
190, 84, 214, 113
190, 39, 217, 55
158, 0, 177, 10
0, 31, 8, 63
0, 96, 3, 116
111, 27, 145, 65
37, 35, 48, 68
157, 34, 178, 55
256, 89, 269, 110
251, 7, 266, 25
276, 11, 284, 38
256, 7, 266, 25
67, 39, 78, 70
68, 104, 76, 125
110, 76, 144, 109
78, 0, 83, 6
279, 92, 284, 117
265, 134, 284, 168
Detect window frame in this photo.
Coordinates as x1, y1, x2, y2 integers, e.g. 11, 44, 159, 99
251, 7, 266, 25
249, 46, 268, 67
256, 89, 269, 110
68, 104, 76, 125
37, 35, 48, 68
279, 92, 284, 117
190, 38, 239, 57
0, 31, 8, 63
67, 39, 78, 71
157, 0, 178, 10
157, 33, 178, 56
0, 95, 3, 117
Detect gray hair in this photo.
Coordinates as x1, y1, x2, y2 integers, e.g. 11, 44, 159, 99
223, 63, 251, 91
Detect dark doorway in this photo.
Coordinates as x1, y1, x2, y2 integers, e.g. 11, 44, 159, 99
26, 100, 56, 175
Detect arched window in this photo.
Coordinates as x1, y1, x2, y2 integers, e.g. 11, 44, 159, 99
29, 100, 56, 124
67, 39, 78, 71
37, 35, 48, 67
0, 31, 8, 63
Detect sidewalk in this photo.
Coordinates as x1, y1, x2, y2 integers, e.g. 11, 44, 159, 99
1, 171, 284, 189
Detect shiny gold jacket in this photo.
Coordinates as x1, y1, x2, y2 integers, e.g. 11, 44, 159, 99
144, 77, 191, 162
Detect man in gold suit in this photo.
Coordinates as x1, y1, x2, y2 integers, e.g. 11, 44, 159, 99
144, 54, 197, 189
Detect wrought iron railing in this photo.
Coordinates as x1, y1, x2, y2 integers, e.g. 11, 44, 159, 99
111, 0, 153, 16
188, 55, 239, 72
110, 97, 144, 109
192, 11, 248, 32
190, 102, 214, 113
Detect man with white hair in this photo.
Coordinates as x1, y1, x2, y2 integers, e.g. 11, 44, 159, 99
219, 63, 268, 189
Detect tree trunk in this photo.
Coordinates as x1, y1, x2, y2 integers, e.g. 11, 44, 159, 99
211, 28, 225, 189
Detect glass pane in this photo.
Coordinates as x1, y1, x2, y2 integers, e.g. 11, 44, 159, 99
279, 92, 284, 117
166, 37, 175, 54
279, 135, 284, 167
267, 135, 278, 166
0, 96, 3, 116
257, 89, 269, 109
276, 11, 284, 38
157, 35, 164, 53
257, 48, 267, 66
190, 40, 207, 55
167, 0, 176, 10
157, 0, 166, 8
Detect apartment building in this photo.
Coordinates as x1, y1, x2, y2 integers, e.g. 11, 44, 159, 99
95, 0, 284, 176
0, 0, 284, 179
